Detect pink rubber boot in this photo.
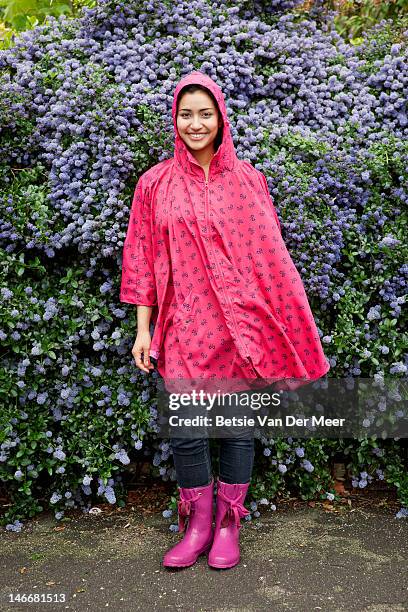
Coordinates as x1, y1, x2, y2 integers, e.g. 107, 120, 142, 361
162, 479, 214, 568
208, 479, 250, 569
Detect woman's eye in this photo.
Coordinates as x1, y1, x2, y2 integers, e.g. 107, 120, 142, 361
180, 113, 212, 118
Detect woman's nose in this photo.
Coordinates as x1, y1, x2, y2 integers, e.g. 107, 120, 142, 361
190, 116, 203, 129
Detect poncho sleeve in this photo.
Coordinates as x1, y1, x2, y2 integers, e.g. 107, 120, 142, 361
119, 174, 157, 306
257, 170, 282, 235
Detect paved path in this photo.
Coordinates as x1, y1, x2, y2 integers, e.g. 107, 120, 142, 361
1, 503, 407, 611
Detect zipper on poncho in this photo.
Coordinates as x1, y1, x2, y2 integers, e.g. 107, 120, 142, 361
204, 177, 250, 361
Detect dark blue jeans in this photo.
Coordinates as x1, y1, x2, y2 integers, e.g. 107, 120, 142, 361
170, 436, 255, 488
167, 380, 271, 488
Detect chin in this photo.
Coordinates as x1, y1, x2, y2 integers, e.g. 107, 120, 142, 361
189, 143, 208, 150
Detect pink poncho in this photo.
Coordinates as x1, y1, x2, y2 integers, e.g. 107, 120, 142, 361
120, 70, 330, 392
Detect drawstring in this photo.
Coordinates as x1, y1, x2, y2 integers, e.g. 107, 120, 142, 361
218, 488, 250, 529
177, 491, 201, 533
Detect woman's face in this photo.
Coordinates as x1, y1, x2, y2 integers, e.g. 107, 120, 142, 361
176, 90, 222, 157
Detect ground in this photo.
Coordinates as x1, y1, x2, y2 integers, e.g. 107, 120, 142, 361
1, 485, 407, 612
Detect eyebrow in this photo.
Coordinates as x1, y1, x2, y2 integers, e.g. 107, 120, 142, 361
179, 107, 214, 111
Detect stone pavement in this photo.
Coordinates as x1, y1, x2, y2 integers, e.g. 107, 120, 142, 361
1, 501, 407, 611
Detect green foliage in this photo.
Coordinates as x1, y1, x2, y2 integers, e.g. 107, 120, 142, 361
342, 438, 408, 508
0, 0, 71, 31
250, 438, 336, 502
329, 0, 408, 43
1, 0, 406, 527
251, 437, 408, 509
0, 0, 97, 48
0, 249, 155, 525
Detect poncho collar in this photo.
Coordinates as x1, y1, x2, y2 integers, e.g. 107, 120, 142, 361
172, 70, 238, 180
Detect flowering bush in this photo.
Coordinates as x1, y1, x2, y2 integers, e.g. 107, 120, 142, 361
0, 0, 407, 528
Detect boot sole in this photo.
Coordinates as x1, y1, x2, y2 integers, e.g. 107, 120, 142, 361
208, 558, 240, 569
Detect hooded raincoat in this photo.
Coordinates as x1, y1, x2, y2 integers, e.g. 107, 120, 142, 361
120, 71, 330, 392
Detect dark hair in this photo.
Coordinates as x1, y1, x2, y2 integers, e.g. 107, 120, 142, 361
176, 84, 224, 152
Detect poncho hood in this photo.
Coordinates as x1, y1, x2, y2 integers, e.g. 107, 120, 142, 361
171, 70, 237, 179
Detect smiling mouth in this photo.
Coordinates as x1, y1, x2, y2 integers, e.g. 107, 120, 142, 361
187, 133, 208, 140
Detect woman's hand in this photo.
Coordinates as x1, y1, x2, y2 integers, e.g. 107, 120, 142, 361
132, 331, 154, 373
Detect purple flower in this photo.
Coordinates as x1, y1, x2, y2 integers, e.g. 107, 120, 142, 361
5, 520, 23, 532
50, 492, 62, 504
53, 449, 66, 461
100, 281, 113, 294
104, 486, 116, 504
390, 362, 407, 375
115, 449, 130, 465
302, 460, 314, 473
36, 392, 48, 405
1, 288, 13, 300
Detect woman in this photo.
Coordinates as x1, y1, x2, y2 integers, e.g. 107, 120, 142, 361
120, 70, 330, 569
